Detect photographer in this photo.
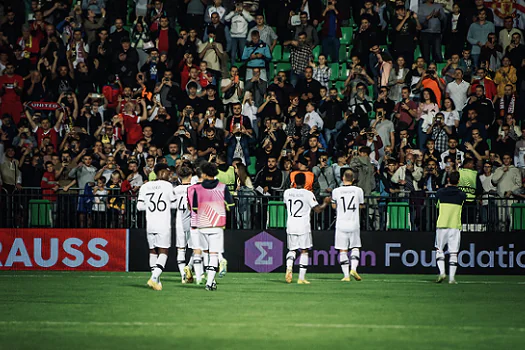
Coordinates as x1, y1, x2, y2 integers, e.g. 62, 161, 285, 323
419, 159, 442, 193
198, 106, 224, 133
414, 63, 445, 105
245, 67, 268, 108
426, 112, 452, 154
347, 83, 373, 128
198, 127, 224, 160
319, 87, 344, 145
356, 127, 384, 162
371, 107, 395, 152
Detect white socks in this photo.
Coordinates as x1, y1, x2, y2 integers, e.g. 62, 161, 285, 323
203, 252, 209, 271
149, 253, 157, 272
350, 248, 360, 272
339, 252, 350, 278
449, 253, 458, 281
177, 249, 186, 279
298, 254, 308, 280
206, 253, 219, 286
194, 254, 203, 284
286, 251, 296, 269
218, 252, 224, 263
436, 250, 445, 276
151, 253, 168, 282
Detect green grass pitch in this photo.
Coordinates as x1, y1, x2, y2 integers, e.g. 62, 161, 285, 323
1, 271, 524, 350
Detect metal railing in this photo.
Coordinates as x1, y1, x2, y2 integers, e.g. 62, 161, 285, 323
0, 189, 523, 232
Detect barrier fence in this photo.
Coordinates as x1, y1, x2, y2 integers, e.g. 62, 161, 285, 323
0, 189, 524, 232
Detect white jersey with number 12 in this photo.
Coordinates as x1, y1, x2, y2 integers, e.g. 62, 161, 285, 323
283, 188, 318, 235
332, 185, 364, 232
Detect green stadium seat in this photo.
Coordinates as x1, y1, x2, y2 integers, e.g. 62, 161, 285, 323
437, 63, 447, 76
367, 84, 374, 97
414, 45, 422, 60
276, 63, 291, 73
341, 27, 353, 45
268, 201, 287, 228
338, 63, 349, 81
282, 47, 291, 62
312, 46, 321, 62
387, 202, 411, 230
272, 44, 282, 62
338, 45, 349, 63
248, 157, 257, 176
268, 63, 275, 80
335, 81, 346, 94
329, 63, 339, 81
29, 199, 52, 227
512, 203, 525, 230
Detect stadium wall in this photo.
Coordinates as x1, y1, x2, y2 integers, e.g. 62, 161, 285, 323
2, 229, 524, 274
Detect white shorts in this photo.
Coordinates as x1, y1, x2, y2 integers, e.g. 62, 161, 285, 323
287, 233, 312, 251
200, 227, 224, 253
147, 231, 171, 250
335, 229, 361, 250
190, 228, 208, 251
175, 226, 191, 248
435, 228, 461, 253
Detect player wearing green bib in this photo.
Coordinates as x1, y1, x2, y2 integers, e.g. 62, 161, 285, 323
435, 171, 467, 284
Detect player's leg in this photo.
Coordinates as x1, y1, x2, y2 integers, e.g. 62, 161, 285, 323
191, 229, 205, 284
349, 230, 362, 281
176, 247, 186, 283
151, 247, 168, 286
149, 248, 158, 273
297, 232, 313, 284
435, 228, 447, 283
205, 229, 223, 291
335, 229, 350, 281
448, 229, 461, 284
339, 250, 350, 281
285, 234, 298, 283
218, 251, 228, 278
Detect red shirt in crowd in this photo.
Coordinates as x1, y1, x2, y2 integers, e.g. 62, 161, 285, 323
33, 126, 59, 151
157, 29, 169, 53
122, 113, 143, 146
0, 74, 24, 123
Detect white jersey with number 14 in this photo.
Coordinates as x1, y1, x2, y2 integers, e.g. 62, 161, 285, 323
332, 185, 364, 232
283, 188, 318, 235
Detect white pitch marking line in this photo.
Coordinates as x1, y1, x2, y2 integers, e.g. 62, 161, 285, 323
0, 320, 523, 333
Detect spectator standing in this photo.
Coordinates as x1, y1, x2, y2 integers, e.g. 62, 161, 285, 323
284, 32, 313, 87
320, 1, 341, 63
505, 33, 525, 70
247, 13, 278, 52
242, 30, 271, 81
466, 8, 495, 68
225, 2, 254, 65
0, 63, 24, 124
417, 0, 445, 64
491, 153, 522, 230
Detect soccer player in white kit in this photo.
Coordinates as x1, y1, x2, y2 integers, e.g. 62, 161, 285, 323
284, 173, 330, 284
173, 164, 193, 283
331, 170, 365, 282
137, 166, 177, 291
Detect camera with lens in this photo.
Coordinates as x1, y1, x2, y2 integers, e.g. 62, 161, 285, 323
426, 69, 436, 75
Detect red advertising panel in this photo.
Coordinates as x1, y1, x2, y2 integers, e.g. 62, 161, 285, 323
0, 229, 128, 271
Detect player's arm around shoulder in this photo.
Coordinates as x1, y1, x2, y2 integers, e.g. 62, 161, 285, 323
313, 195, 331, 213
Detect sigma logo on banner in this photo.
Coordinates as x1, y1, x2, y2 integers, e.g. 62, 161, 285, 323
0, 229, 128, 271
245, 231, 283, 272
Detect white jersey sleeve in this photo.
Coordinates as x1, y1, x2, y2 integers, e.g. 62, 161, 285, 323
284, 188, 318, 235
332, 185, 364, 232
137, 180, 174, 234
174, 184, 191, 232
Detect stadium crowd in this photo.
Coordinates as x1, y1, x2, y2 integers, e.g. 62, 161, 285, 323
0, 0, 525, 230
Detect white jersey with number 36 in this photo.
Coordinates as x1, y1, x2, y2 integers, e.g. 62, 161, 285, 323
332, 185, 364, 232
283, 188, 318, 235
137, 180, 177, 235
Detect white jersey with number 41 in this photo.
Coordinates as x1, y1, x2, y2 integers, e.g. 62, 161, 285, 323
332, 185, 364, 232
283, 188, 318, 235
137, 180, 177, 235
